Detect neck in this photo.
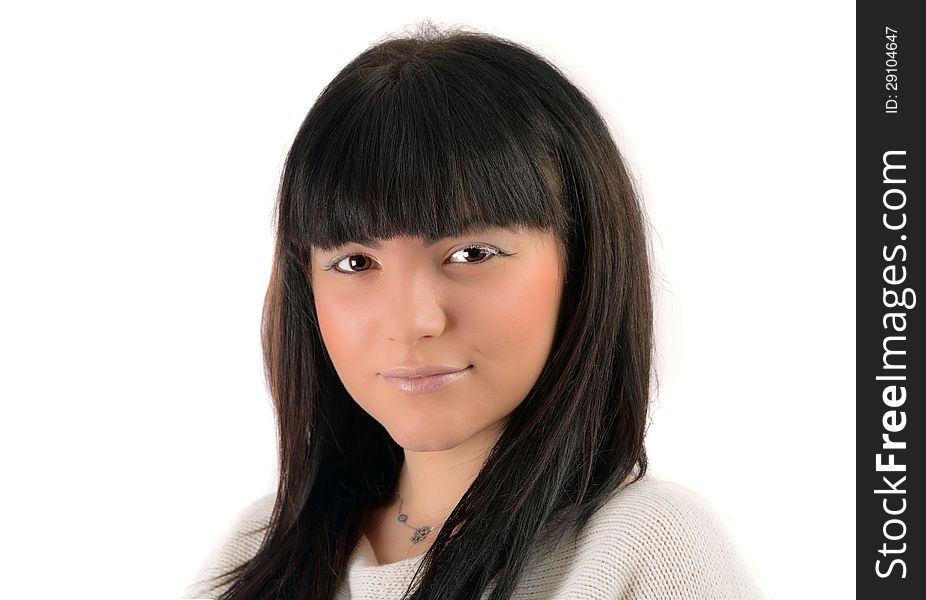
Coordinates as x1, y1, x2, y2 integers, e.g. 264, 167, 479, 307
394, 421, 503, 527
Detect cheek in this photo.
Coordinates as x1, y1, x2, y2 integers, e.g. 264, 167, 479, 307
465, 259, 562, 381
312, 287, 372, 377
313, 289, 342, 353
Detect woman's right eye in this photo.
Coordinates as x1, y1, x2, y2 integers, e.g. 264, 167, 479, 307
324, 254, 375, 274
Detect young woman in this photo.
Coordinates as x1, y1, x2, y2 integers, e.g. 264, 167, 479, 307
182, 22, 769, 600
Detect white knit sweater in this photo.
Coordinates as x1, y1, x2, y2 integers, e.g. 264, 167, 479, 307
181, 473, 770, 599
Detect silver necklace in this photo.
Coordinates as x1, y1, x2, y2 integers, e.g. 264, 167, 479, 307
396, 493, 447, 543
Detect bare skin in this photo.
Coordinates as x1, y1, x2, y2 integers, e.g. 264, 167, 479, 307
360, 424, 502, 565
310, 225, 566, 566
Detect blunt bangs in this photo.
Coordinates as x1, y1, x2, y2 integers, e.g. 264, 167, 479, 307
280, 43, 574, 256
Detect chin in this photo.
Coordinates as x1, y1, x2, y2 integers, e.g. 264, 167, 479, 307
388, 425, 469, 453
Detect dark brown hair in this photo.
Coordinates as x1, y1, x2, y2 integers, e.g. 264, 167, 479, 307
197, 19, 654, 600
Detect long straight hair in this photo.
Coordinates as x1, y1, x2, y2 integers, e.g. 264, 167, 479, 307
200, 20, 654, 600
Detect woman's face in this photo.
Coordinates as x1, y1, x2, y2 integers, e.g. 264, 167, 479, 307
310, 225, 565, 452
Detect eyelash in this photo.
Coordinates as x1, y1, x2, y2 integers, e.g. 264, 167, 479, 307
322, 243, 513, 275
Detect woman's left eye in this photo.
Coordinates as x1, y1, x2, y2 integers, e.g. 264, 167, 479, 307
447, 244, 504, 265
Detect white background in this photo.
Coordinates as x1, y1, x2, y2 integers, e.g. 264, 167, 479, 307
0, 2, 854, 599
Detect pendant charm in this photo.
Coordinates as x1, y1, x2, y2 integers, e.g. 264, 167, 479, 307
410, 527, 431, 543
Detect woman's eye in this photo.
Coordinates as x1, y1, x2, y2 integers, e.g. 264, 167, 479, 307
447, 244, 501, 265
327, 254, 376, 274
324, 244, 506, 274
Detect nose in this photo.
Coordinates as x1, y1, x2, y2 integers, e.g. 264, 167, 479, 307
384, 266, 448, 345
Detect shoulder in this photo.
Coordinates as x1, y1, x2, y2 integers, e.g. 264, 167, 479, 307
559, 474, 771, 599
181, 493, 276, 599
598, 474, 769, 599
594, 473, 735, 535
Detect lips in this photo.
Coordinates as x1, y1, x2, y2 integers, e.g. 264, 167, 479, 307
380, 365, 471, 378
380, 365, 473, 393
